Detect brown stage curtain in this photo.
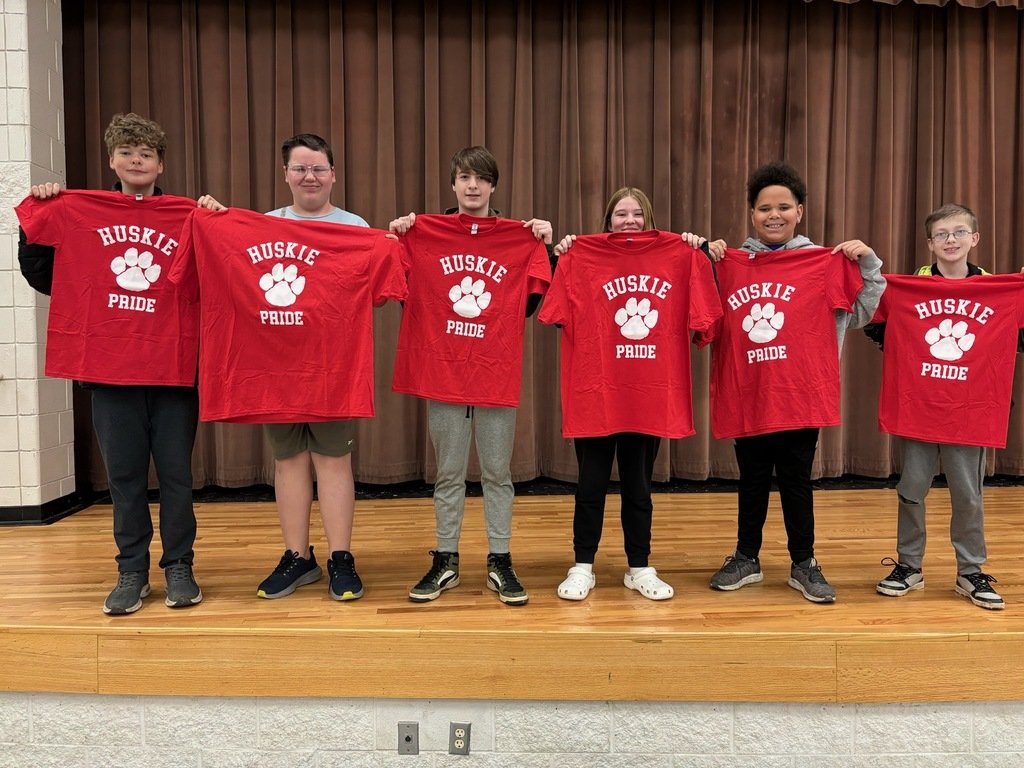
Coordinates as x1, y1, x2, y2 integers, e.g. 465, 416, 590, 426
61, 0, 1024, 489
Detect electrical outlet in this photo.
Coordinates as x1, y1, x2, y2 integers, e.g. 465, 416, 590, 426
449, 721, 471, 755
398, 721, 419, 755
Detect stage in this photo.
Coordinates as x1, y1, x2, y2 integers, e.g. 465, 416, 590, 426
1, 488, 1022, 703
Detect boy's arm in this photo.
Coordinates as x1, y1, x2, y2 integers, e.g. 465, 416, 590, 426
18, 228, 54, 296
16, 182, 65, 296
833, 241, 885, 328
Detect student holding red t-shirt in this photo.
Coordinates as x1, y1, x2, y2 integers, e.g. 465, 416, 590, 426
705, 162, 885, 604
388, 146, 552, 606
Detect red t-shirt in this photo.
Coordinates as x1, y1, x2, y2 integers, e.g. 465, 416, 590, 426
538, 231, 722, 438
15, 189, 199, 386
873, 273, 1024, 448
709, 246, 863, 439
169, 207, 406, 423
392, 213, 550, 407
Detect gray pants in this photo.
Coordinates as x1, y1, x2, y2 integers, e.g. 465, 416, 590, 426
428, 401, 517, 554
896, 438, 986, 575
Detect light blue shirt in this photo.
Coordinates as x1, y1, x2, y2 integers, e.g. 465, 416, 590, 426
268, 206, 369, 228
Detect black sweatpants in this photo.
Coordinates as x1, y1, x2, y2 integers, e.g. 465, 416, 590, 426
573, 433, 661, 568
91, 385, 199, 573
734, 427, 819, 564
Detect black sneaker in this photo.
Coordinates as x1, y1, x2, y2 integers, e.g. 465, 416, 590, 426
164, 561, 203, 608
876, 557, 923, 597
955, 572, 1004, 610
409, 550, 460, 602
103, 571, 151, 615
328, 550, 364, 601
257, 548, 323, 599
486, 552, 529, 605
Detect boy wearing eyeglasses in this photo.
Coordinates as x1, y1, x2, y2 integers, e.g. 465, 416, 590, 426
199, 133, 370, 602
870, 203, 1010, 609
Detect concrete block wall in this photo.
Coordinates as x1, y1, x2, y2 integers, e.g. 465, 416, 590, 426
0, 0, 72, 511
1, 694, 1024, 766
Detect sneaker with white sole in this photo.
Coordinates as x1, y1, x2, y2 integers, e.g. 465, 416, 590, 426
487, 552, 529, 605
788, 557, 836, 603
876, 557, 923, 597
709, 552, 764, 591
955, 572, 1004, 610
409, 550, 460, 602
103, 571, 151, 615
164, 561, 203, 608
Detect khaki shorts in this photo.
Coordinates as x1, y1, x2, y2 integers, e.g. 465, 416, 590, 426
263, 420, 357, 460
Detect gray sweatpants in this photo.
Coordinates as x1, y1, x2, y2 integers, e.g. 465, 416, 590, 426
428, 400, 517, 554
896, 438, 987, 575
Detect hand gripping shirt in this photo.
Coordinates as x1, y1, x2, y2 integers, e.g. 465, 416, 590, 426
709, 247, 863, 439
538, 231, 722, 438
392, 213, 551, 407
872, 273, 1024, 448
14, 189, 199, 386
169, 207, 406, 423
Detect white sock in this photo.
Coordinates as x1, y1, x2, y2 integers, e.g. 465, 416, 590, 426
574, 562, 593, 574
628, 566, 649, 577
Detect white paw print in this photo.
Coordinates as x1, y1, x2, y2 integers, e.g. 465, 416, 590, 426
110, 247, 160, 292
925, 318, 975, 362
614, 297, 659, 340
259, 263, 306, 308
449, 276, 491, 319
742, 302, 785, 343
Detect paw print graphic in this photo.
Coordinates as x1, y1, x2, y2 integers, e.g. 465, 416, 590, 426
110, 247, 160, 292
259, 263, 306, 308
449, 276, 491, 319
742, 302, 785, 343
614, 297, 659, 340
925, 318, 975, 362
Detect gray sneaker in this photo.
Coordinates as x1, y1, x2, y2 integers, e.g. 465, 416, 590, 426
103, 571, 151, 615
788, 557, 836, 603
709, 552, 764, 591
955, 572, 1004, 610
876, 557, 924, 597
165, 562, 203, 608
409, 550, 460, 602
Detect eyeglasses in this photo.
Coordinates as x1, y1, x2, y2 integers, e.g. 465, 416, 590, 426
286, 164, 332, 177
929, 229, 973, 242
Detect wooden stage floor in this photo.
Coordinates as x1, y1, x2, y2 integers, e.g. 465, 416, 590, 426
2, 488, 1023, 703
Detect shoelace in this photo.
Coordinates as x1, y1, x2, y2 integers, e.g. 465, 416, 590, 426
116, 571, 143, 587
272, 551, 302, 577
490, 555, 522, 589
165, 562, 193, 583
331, 555, 357, 578
721, 556, 751, 573
880, 557, 917, 582
422, 550, 453, 581
963, 572, 998, 592
803, 563, 828, 585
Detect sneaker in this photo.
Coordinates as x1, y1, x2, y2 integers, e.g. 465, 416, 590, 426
164, 561, 203, 608
486, 552, 529, 605
257, 548, 323, 599
103, 571, 151, 615
409, 550, 460, 602
955, 572, 1005, 610
876, 557, 923, 597
788, 557, 836, 603
328, 550, 364, 601
709, 551, 764, 591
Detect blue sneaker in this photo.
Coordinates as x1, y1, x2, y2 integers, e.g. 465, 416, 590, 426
257, 548, 322, 599
328, 550, 364, 601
